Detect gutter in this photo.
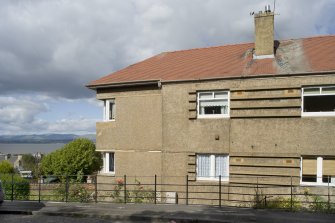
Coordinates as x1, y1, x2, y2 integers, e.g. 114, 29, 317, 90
86, 80, 160, 90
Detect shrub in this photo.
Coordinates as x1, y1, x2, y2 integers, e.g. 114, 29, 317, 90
303, 188, 335, 213
309, 195, 328, 212
266, 196, 301, 211
0, 160, 15, 174
110, 178, 126, 203
253, 188, 265, 208
52, 181, 93, 202
130, 179, 155, 203
40, 138, 102, 177
109, 178, 155, 203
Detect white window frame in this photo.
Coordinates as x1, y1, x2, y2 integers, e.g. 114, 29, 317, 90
196, 154, 229, 181
301, 86, 335, 117
197, 91, 230, 119
300, 156, 335, 186
104, 99, 116, 121
103, 152, 115, 174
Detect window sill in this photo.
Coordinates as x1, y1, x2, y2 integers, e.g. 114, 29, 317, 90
301, 182, 335, 187
301, 112, 335, 117
196, 177, 229, 182
99, 172, 115, 176
197, 115, 230, 119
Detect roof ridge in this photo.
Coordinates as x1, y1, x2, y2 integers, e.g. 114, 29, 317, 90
163, 41, 254, 54
163, 34, 335, 55
282, 34, 335, 42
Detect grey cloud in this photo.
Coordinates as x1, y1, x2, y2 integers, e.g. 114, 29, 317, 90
0, 95, 97, 135
0, 96, 48, 124
0, 0, 333, 99
45, 118, 98, 134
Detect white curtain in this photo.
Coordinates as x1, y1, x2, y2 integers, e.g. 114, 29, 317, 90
215, 156, 228, 177
199, 100, 227, 107
197, 155, 210, 177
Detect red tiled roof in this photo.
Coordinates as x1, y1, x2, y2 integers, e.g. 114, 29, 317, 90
87, 35, 335, 88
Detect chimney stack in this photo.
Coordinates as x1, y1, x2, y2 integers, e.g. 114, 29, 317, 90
254, 7, 274, 59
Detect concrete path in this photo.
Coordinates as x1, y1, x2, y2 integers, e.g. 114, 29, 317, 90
1, 201, 335, 223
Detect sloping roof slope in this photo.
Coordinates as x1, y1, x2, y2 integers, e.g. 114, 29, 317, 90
88, 35, 335, 88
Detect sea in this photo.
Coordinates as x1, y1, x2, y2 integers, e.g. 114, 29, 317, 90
0, 143, 65, 154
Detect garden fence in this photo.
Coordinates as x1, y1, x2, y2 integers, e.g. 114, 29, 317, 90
1, 174, 334, 212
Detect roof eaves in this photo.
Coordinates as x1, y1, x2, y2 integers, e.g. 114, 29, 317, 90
86, 79, 161, 90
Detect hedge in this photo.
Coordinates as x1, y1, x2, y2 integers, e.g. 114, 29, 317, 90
0, 174, 30, 200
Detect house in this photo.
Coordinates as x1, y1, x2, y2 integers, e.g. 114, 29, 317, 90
0, 153, 23, 171
87, 9, 335, 204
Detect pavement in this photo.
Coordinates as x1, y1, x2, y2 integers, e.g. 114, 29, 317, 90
1, 201, 335, 223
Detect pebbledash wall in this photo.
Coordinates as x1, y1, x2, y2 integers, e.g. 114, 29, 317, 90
94, 73, 335, 205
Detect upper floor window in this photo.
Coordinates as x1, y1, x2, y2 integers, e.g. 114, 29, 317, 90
104, 99, 115, 121
302, 86, 335, 116
196, 154, 229, 181
197, 91, 229, 118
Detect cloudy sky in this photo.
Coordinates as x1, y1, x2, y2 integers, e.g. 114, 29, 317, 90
0, 0, 334, 135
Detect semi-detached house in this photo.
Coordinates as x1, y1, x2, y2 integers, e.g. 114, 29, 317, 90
87, 10, 335, 204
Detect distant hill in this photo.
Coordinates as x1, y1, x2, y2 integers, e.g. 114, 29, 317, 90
0, 134, 96, 144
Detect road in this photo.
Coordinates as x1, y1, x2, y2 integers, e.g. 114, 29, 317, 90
1, 201, 335, 223
0, 214, 151, 223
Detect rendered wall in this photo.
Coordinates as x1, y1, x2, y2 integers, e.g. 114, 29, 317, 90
161, 74, 335, 186
94, 74, 335, 204
95, 87, 163, 183
96, 88, 162, 152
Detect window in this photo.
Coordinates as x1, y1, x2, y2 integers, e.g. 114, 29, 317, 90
301, 156, 335, 185
197, 91, 229, 118
196, 154, 229, 181
302, 86, 335, 116
104, 99, 115, 121
103, 152, 115, 174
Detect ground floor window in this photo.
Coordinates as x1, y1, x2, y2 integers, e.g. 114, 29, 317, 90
196, 154, 229, 181
301, 156, 335, 185
103, 152, 115, 174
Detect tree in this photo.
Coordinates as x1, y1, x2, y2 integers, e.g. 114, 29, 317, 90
21, 154, 42, 177
21, 154, 36, 171
40, 138, 102, 177
0, 160, 15, 174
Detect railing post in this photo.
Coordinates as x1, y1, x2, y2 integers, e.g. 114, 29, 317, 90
124, 175, 127, 204
290, 176, 293, 211
256, 177, 259, 207
11, 173, 14, 201
228, 184, 230, 202
38, 175, 41, 203
328, 175, 330, 212
154, 175, 157, 204
95, 175, 98, 203
186, 175, 189, 205
219, 175, 222, 207
65, 175, 69, 203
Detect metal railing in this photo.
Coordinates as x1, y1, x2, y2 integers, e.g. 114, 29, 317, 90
1, 174, 335, 212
